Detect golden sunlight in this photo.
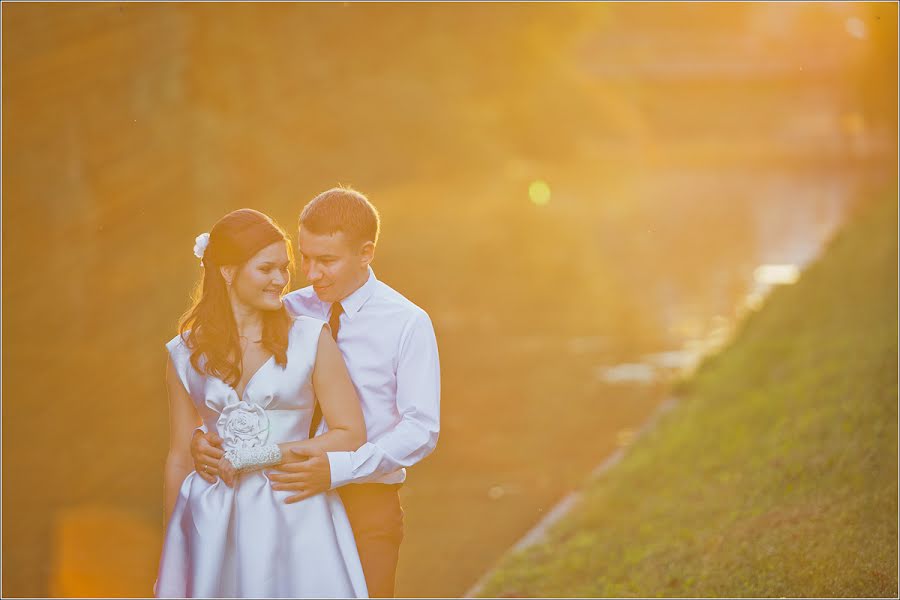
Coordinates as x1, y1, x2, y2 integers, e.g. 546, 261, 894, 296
2, 2, 896, 598
528, 180, 551, 206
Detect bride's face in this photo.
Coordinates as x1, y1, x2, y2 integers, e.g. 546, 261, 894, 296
226, 241, 291, 312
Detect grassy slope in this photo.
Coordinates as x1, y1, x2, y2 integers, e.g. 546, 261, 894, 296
480, 191, 898, 598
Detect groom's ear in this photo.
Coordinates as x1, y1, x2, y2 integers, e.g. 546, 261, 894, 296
359, 241, 375, 267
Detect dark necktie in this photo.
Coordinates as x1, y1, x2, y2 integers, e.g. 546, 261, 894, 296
308, 302, 343, 438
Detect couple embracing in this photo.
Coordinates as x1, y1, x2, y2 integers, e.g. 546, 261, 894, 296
155, 187, 441, 598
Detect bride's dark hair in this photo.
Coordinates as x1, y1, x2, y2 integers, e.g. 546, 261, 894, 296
178, 209, 294, 386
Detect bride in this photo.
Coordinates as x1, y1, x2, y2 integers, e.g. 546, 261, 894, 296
155, 208, 368, 598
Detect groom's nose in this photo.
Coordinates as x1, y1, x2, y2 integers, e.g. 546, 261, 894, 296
306, 263, 322, 282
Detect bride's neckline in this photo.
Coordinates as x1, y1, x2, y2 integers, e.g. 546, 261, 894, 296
234, 337, 267, 398
232, 352, 275, 400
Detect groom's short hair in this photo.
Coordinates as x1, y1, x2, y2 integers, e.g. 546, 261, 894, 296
299, 187, 380, 246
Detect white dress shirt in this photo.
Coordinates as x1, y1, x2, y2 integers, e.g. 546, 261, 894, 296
282, 268, 441, 488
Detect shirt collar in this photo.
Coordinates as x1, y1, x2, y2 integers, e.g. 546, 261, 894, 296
332, 267, 377, 319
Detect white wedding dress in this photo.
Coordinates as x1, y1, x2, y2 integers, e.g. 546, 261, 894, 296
155, 316, 368, 598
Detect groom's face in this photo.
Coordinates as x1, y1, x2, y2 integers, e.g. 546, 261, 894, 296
298, 226, 371, 303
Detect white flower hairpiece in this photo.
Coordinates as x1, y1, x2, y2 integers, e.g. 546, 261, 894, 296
193, 232, 210, 263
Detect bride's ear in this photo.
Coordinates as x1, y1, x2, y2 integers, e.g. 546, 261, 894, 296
359, 241, 375, 267
219, 265, 237, 287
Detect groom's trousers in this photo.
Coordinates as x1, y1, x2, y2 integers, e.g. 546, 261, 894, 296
339, 483, 405, 598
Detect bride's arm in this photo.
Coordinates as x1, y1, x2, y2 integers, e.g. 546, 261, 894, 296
163, 355, 202, 526
217, 328, 366, 485
279, 326, 366, 455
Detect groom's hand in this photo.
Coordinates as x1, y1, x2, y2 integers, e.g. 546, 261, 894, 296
269, 447, 332, 503
191, 430, 224, 483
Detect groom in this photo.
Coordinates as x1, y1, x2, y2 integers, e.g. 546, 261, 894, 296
190, 187, 441, 598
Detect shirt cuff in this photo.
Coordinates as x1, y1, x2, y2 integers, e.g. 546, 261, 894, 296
196, 422, 209, 434
326, 451, 354, 489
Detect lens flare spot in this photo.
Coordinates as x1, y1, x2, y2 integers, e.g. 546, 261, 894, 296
488, 486, 506, 500
528, 180, 551, 206
844, 17, 867, 40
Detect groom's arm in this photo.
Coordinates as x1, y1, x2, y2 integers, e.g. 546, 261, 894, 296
191, 429, 224, 483
269, 309, 440, 502
327, 309, 441, 488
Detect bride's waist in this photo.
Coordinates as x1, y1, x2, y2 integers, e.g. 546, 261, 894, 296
206, 407, 313, 447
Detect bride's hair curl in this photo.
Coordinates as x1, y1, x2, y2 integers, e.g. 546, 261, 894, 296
178, 209, 293, 386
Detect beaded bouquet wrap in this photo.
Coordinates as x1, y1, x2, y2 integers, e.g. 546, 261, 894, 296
223, 444, 283, 473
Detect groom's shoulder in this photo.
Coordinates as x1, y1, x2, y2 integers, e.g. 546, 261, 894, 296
372, 279, 432, 324
282, 285, 324, 318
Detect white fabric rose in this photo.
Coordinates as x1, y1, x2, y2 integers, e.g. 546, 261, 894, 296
218, 402, 270, 449
193, 232, 210, 261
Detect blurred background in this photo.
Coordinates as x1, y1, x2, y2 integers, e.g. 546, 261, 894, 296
2, 2, 897, 597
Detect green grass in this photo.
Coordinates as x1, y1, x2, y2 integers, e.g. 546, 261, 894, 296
479, 191, 899, 598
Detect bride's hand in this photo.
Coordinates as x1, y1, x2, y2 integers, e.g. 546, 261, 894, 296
218, 456, 238, 487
